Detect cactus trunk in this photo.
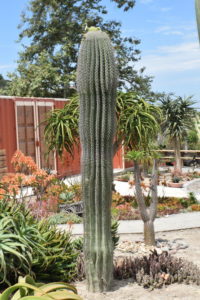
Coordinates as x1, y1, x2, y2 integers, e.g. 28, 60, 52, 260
196, 0, 200, 42
77, 29, 117, 292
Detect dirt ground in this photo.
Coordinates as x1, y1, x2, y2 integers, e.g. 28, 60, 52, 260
75, 228, 200, 300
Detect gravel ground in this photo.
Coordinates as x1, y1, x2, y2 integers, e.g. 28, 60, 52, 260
75, 228, 200, 300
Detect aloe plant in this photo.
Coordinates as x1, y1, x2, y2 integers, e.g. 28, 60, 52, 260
0, 275, 82, 300
0, 198, 78, 285
77, 28, 117, 292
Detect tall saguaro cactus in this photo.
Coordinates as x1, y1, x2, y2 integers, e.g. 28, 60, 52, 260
77, 28, 117, 292
196, 0, 200, 42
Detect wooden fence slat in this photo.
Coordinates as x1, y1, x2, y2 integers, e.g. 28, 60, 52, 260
0, 167, 7, 174
158, 149, 200, 153
161, 156, 198, 160
0, 161, 6, 168
0, 149, 7, 177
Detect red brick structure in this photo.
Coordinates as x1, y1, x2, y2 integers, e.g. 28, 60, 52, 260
0, 96, 124, 176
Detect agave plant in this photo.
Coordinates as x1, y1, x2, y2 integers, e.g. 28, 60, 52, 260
0, 275, 82, 300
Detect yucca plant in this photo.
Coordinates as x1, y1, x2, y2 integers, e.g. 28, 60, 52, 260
0, 275, 82, 300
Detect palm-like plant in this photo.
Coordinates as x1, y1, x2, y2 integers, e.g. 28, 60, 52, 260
44, 91, 161, 158
160, 95, 196, 173
44, 96, 79, 158
44, 91, 161, 247
116, 91, 161, 151
118, 92, 161, 246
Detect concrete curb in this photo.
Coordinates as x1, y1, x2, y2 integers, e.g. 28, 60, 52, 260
57, 212, 200, 235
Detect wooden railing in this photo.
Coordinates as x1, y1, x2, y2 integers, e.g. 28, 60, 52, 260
158, 150, 200, 160
0, 149, 7, 177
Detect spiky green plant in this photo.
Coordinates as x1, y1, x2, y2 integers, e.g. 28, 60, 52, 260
0, 198, 78, 285
77, 28, 117, 292
0, 275, 82, 300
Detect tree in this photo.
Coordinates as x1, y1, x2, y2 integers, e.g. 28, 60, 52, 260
0, 74, 9, 91
160, 95, 196, 173
44, 91, 161, 247
44, 95, 79, 157
116, 91, 161, 152
5, 0, 153, 98
5, 51, 65, 97
44, 92, 161, 159
118, 92, 161, 246
126, 150, 160, 246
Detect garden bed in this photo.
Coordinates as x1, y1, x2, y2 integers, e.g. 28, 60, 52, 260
75, 228, 200, 299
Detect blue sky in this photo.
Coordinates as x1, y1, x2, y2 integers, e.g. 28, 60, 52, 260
0, 0, 200, 103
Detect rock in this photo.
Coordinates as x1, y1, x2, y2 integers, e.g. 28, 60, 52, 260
115, 237, 188, 259
155, 248, 162, 255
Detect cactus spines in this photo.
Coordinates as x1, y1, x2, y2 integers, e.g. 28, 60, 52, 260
196, 0, 200, 42
77, 29, 117, 292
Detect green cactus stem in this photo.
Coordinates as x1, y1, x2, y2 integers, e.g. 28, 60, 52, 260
77, 29, 117, 292
196, 0, 200, 42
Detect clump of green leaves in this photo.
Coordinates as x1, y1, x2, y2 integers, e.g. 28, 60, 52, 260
188, 192, 198, 205
0, 198, 41, 285
172, 176, 181, 183
0, 275, 82, 300
48, 212, 82, 225
59, 191, 75, 203
179, 192, 198, 208
0, 197, 78, 286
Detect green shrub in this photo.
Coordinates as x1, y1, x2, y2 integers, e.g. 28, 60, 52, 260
111, 220, 120, 248
188, 192, 198, 205
179, 198, 189, 208
0, 216, 33, 285
59, 191, 75, 203
172, 176, 181, 183
0, 198, 78, 286
116, 174, 130, 181
32, 220, 77, 282
48, 212, 82, 225
0, 198, 43, 285
179, 192, 198, 208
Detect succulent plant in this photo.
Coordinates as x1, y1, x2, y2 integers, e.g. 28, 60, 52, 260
0, 275, 82, 300
114, 250, 200, 288
77, 28, 117, 292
